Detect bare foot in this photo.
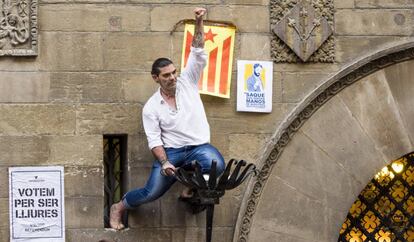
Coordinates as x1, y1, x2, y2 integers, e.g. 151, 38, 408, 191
109, 202, 125, 230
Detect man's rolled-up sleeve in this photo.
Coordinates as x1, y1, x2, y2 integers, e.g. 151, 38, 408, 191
142, 109, 163, 150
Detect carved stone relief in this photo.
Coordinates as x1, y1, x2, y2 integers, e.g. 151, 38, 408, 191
270, 0, 334, 62
0, 0, 38, 56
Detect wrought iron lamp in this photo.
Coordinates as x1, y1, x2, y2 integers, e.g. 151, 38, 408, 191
175, 159, 257, 242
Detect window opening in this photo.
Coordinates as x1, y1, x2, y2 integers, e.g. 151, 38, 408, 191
103, 135, 128, 228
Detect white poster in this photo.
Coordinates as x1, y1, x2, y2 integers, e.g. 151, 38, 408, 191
9, 166, 65, 242
237, 60, 273, 113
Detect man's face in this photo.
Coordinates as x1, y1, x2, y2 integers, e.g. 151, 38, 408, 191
153, 64, 178, 93
254, 66, 262, 77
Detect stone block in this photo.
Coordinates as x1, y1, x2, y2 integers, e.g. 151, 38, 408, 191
47, 135, 103, 166
282, 71, 329, 103
208, 6, 269, 33
65, 228, 171, 242
0, 168, 7, 198
273, 132, 357, 211
212, 196, 241, 227
40, 32, 104, 71
0, 198, 8, 228
339, 69, 412, 161
65, 166, 103, 197
384, 60, 414, 148
0, 57, 40, 72
229, 133, 271, 164
123, 73, 159, 104
65, 196, 103, 228
128, 134, 154, 168
0, 72, 49, 103
335, 9, 413, 36
336, 36, 406, 64
356, 0, 414, 8
0, 136, 49, 166
128, 201, 161, 228
210, 131, 230, 160
238, 33, 271, 60
335, 0, 355, 8
223, 0, 268, 4
0, 229, 8, 242
103, 33, 172, 71
76, 104, 142, 135
207, 103, 294, 134
0, 104, 76, 135
171, 227, 234, 242
49, 72, 124, 103
251, 177, 329, 241
40, 5, 150, 32
151, 6, 200, 32
301, 95, 387, 186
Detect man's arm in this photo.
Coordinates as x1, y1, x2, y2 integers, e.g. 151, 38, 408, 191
192, 8, 206, 48
152, 146, 176, 175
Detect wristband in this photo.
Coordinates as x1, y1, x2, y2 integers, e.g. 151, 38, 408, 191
159, 159, 168, 165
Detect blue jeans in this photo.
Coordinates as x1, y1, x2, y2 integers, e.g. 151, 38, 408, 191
122, 143, 225, 209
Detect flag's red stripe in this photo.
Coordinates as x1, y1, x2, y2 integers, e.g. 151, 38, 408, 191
184, 31, 193, 67
219, 37, 232, 95
207, 47, 218, 93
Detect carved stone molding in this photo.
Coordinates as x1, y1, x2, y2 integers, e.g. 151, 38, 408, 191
234, 41, 414, 242
270, 0, 334, 63
0, 0, 38, 56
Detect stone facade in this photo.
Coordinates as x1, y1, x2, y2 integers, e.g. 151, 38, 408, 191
0, 0, 414, 242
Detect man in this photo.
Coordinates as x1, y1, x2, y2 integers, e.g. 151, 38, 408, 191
246, 63, 264, 92
109, 7, 225, 230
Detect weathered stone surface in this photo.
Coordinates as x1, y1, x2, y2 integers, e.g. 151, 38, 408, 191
229, 133, 271, 164
238, 33, 271, 60
76, 104, 142, 135
335, 9, 413, 36
128, 201, 161, 228
40, 5, 150, 32
0, 72, 49, 103
335, 0, 355, 8
103, 33, 172, 71
0, 136, 49, 166
151, 6, 198, 32
123, 73, 158, 104
207, 103, 294, 134
128, 134, 154, 168
49, 72, 124, 103
0, 105, 75, 135
66, 228, 171, 242
282, 71, 329, 103
336, 36, 406, 63
65, 166, 103, 197
210, 131, 230, 160
40, 32, 105, 71
65, 197, 103, 228
384, 59, 414, 147
208, 6, 269, 33
301, 95, 388, 185
250, 177, 329, 241
172, 227, 234, 242
0, 198, 8, 228
339, 70, 413, 161
356, 0, 414, 8
0, 229, 8, 242
223, 0, 268, 4
0, 168, 7, 198
48, 135, 102, 166
273, 131, 358, 211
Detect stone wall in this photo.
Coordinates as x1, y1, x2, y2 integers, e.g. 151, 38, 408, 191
0, 0, 413, 241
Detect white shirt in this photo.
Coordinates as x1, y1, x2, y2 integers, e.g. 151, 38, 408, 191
143, 47, 210, 149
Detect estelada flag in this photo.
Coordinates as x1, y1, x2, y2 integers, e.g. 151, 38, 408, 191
181, 24, 236, 98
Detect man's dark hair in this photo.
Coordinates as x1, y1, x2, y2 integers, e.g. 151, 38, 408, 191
151, 58, 173, 76
253, 63, 262, 69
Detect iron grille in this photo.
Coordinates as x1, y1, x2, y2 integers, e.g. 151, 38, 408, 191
103, 135, 127, 228
338, 152, 414, 241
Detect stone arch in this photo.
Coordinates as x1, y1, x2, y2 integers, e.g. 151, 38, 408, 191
234, 41, 414, 242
